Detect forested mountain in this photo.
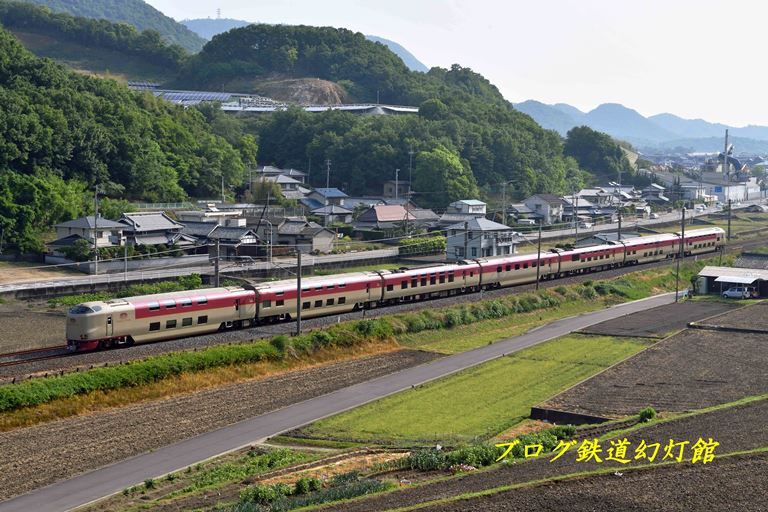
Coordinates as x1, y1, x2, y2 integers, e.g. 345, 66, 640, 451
0, 0, 187, 75
17, 0, 206, 51
181, 18, 250, 40
0, 26, 254, 252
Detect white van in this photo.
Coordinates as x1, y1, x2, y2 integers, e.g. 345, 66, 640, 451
517, 219, 536, 225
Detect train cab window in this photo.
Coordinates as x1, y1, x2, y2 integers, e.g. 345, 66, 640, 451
197, 297, 207, 305
180, 298, 192, 307
387, 284, 394, 291
197, 315, 208, 324
182, 317, 193, 327
338, 297, 346, 304
314, 300, 322, 308
148, 302, 160, 311
166, 320, 177, 329
401, 281, 408, 289
149, 322, 160, 331
262, 300, 271, 308
326, 298, 335, 306
276, 299, 284, 307
302, 302, 310, 310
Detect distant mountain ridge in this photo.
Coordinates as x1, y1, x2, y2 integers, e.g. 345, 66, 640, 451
515, 99, 768, 153
181, 18, 429, 73
17, 0, 206, 51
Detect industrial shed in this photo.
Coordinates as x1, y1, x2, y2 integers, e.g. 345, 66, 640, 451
697, 266, 768, 297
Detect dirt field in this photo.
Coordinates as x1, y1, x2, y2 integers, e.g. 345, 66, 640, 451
0, 300, 67, 352
0, 349, 441, 501
0, 261, 80, 285
579, 301, 738, 338
538, 329, 768, 418
421, 452, 768, 512
327, 397, 768, 512
691, 301, 768, 332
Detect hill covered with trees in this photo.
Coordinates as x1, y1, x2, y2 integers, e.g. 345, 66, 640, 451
0, 26, 254, 252
16, 0, 205, 52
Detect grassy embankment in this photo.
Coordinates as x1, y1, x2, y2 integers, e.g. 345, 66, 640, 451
0, 258, 715, 429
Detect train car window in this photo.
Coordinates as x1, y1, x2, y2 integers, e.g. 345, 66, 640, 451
276, 300, 284, 307
430, 276, 436, 285
387, 284, 394, 291
197, 315, 208, 324
326, 299, 335, 306
411, 278, 418, 287
148, 302, 160, 311
523, 263, 529, 269
421, 278, 428, 286
314, 300, 322, 308
328, 284, 335, 289
276, 291, 284, 296
401, 281, 408, 289
506, 265, 512, 272
182, 318, 193, 327
302, 302, 310, 310
448, 274, 455, 282
571, 255, 579, 261
470, 272, 474, 277
197, 297, 208, 305
515, 264, 520, 270
149, 322, 160, 331
338, 283, 346, 288
439, 276, 445, 284
315, 286, 323, 291
262, 300, 271, 308
532, 262, 537, 267
180, 298, 192, 307
166, 320, 177, 329
339, 297, 346, 304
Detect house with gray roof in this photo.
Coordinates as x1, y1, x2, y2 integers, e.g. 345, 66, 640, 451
52, 215, 125, 250
523, 194, 565, 225
311, 205, 353, 225
119, 212, 195, 247
308, 188, 349, 207
253, 217, 336, 254
254, 165, 307, 184
446, 217, 520, 261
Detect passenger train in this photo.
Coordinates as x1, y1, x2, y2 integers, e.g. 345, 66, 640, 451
66, 227, 725, 351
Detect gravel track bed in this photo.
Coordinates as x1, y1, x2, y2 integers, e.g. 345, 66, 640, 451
0, 254, 713, 381
0, 349, 441, 501
418, 452, 768, 512
326, 398, 768, 512
540, 329, 768, 418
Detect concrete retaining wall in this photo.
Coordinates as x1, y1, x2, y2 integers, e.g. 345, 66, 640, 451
530, 406, 611, 425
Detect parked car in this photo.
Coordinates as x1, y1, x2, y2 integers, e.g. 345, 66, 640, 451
650, 213, 660, 219
578, 221, 593, 229
517, 219, 536, 225
722, 286, 756, 299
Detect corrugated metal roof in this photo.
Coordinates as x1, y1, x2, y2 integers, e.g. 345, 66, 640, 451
698, 266, 768, 281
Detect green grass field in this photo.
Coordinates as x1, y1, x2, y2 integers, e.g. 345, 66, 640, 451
301, 334, 649, 444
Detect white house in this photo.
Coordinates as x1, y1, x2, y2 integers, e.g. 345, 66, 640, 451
446, 217, 519, 260
523, 194, 565, 225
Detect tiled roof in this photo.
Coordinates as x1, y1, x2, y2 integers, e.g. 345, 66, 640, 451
312, 188, 348, 198
120, 212, 182, 232
55, 216, 125, 229
47, 234, 88, 247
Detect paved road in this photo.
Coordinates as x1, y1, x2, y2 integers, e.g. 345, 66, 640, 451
0, 291, 678, 512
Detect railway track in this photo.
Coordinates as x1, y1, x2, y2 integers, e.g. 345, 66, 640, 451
0, 237, 762, 381
0, 346, 70, 368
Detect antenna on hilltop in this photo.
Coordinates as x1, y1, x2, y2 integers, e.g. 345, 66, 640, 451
216, 7, 221, 19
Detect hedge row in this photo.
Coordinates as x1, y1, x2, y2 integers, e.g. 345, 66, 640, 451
398, 236, 447, 255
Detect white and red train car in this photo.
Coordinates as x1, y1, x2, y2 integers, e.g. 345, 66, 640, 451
66, 228, 724, 351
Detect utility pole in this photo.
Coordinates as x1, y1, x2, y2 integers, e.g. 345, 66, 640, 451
617, 207, 622, 242
727, 198, 732, 241
535, 221, 542, 290
724, 129, 730, 211
463, 221, 469, 259
124, 244, 128, 283
324, 159, 331, 227
574, 191, 579, 242
408, 147, 414, 200
395, 168, 400, 200
295, 250, 302, 335
675, 208, 686, 302
221, 175, 225, 204
214, 238, 220, 287
502, 183, 507, 225
93, 186, 99, 275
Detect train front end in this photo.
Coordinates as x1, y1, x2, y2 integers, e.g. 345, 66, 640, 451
66, 302, 107, 351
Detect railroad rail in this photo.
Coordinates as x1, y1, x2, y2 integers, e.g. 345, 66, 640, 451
0, 346, 70, 368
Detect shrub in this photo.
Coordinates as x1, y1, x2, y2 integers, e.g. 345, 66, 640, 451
445, 444, 502, 468
294, 476, 323, 495
144, 478, 155, 490
407, 449, 447, 471
639, 407, 657, 422
239, 482, 292, 504
547, 425, 576, 440
270, 335, 288, 354
579, 285, 597, 299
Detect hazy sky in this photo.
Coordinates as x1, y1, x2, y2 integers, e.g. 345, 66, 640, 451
147, 0, 766, 126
